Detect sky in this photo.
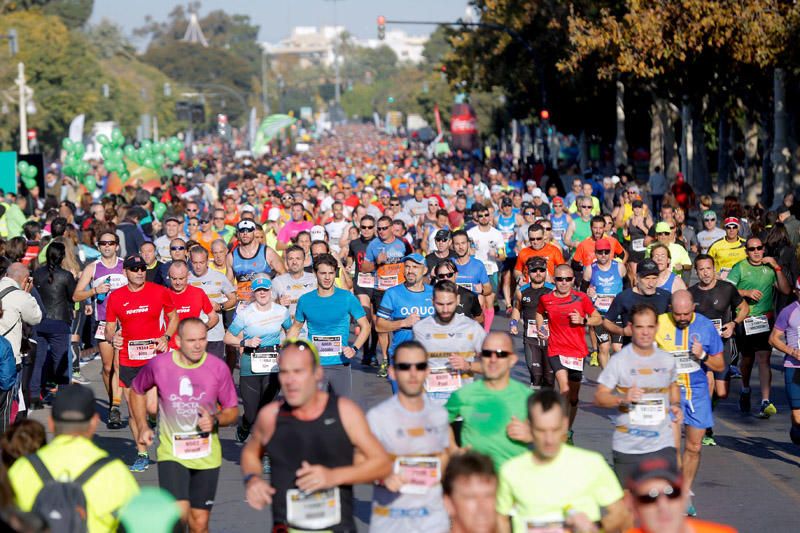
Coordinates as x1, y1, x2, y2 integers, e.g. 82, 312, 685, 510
90, 0, 470, 47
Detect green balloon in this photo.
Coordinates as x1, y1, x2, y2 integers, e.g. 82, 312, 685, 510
111, 128, 123, 141
153, 202, 167, 220
84, 177, 96, 193
61, 138, 74, 151
96, 134, 110, 146
17, 161, 29, 173
124, 145, 136, 158
153, 153, 165, 166
167, 150, 180, 163
22, 177, 36, 190
72, 143, 85, 157
25, 166, 37, 179
142, 158, 155, 168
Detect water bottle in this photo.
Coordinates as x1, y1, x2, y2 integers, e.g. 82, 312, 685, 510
96, 278, 111, 303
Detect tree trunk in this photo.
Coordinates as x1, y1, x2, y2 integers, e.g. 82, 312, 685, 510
615, 79, 628, 169
649, 98, 664, 173
579, 129, 589, 171
773, 67, 790, 207
680, 99, 692, 183
690, 101, 711, 194
650, 95, 680, 178
717, 113, 732, 192
761, 108, 775, 208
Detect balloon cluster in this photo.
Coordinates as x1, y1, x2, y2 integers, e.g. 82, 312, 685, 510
150, 195, 167, 220
17, 160, 38, 190
96, 128, 128, 181
60, 138, 96, 192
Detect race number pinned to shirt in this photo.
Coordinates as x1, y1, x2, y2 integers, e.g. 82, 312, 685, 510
377, 274, 399, 291
671, 351, 700, 374
94, 321, 106, 341
172, 431, 212, 460
523, 512, 567, 533
357, 272, 376, 289
559, 355, 584, 371
744, 315, 769, 336
526, 319, 548, 339
424, 357, 462, 393
251, 350, 278, 373
711, 319, 722, 335
286, 487, 341, 530
629, 396, 667, 426
594, 294, 614, 312
632, 238, 646, 252
312, 335, 343, 358
394, 456, 441, 495
128, 339, 157, 361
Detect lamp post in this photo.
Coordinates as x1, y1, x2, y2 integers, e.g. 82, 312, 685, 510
16, 62, 30, 155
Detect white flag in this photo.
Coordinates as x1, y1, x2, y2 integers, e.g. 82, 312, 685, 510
68, 114, 85, 143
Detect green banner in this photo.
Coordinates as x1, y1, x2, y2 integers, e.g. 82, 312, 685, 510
252, 114, 297, 156
0, 152, 17, 195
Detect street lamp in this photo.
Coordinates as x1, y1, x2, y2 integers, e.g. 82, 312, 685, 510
15, 62, 35, 155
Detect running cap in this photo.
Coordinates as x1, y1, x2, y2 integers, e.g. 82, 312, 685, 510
267, 207, 281, 222
594, 238, 612, 251
52, 384, 95, 423
626, 457, 682, 489
724, 217, 740, 227
655, 221, 671, 233
252, 277, 272, 291
552, 196, 564, 206
241, 204, 256, 214
703, 210, 717, 221
237, 219, 257, 231
637, 259, 660, 277
123, 254, 147, 270
632, 199, 643, 208
310, 225, 326, 241
526, 256, 548, 269
501, 197, 513, 206
163, 215, 182, 224
434, 229, 451, 241
402, 253, 425, 265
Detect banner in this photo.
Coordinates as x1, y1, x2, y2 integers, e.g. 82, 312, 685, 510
248, 107, 257, 149
68, 114, 85, 143
252, 114, 297, 157
434, 104, 442, 136
0, 152, 17, 195
450, 103, 479, 152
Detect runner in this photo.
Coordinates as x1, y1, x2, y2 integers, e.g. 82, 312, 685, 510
104, 254, 178, 472
289, 253, 371, 397
367, 340, 455, 532
131, 318, 238, 533
622, 199, 652, 274
603, 259, 672, 344
495, 197, 519, 313
188, 245, 238, 361
442, 452, 499, 533
649, 243, 687, 293
271, 244, 317, 318
706, 217, 746, 279
424, 228, 457, 274
240, 339, 392, 531
72, 229, 128, 429
347, 215, 379, 366
513, 223, 564, 283
548, 197, 574, 251
563, 195, 594, 250
768, 277, 800, 447
413, 280, 486, 405
727, 237, 791, 418
536, 264, 602, 442
572, 217, 628, 274
495, 389, 627, 533
510, 256, 554, 389
466, 204, 504, 329
227, 219, 284, 308
154, 215, 183, 262
431, 259, 483, 323
375, 254, 434, 381
696, 211, 725, 255
595, 303, 682, 482
653, 290, 724, 517
451, 230, 493, 327
650, 222, 692, 276
166, 260, 219, 351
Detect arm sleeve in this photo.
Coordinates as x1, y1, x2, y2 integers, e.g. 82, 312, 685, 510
445, 390, 462, 423
376, 289, 394, 320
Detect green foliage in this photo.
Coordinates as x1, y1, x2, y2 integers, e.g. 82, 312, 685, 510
84, 18, 136, 59
42, 0, 93, 29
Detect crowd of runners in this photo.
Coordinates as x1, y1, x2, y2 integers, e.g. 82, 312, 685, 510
4, 123, 795, 531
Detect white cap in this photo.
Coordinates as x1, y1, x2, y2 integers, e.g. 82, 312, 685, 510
488, 168, 498, 176
531, 187, 543, 198
241, 204, 256, 214
611, 175, 620, 184
310, 225, 326, 241
267, 207, 281, 222
490, 184, 502, 193
526, 180, 536, 187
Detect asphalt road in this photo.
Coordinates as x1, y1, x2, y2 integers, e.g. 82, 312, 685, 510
29, 315, 800, 532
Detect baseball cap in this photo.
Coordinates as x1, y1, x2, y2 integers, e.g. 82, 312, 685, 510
724, 217, 740, 227
237, 220, 257, 232
402, 253, 425, 265
632, 199, 643, 208
655, 221, 672, 233
310, 225, 326, 241
526, 256, 548, 269
52, 384, 95, 423
252, 277, 272, 291
637, 259, 660, 277
552, 196, 564, 206
164, 215, 182, 224
267, 207, 281, 222
703, 210, 717, 221
123, 254, 147, 270
435, 229, 451, 241
595, 238, 612, 251
501, 197, 513, 206
241, 204, 256, 214
626, 457, 681, 490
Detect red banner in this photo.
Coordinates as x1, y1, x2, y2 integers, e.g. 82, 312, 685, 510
434, 104, 442, 136
450, 103, 478, 152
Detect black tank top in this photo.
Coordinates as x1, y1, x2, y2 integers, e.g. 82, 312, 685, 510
266, 393, 355, 531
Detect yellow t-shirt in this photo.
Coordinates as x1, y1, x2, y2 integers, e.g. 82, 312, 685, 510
707, 237, 746, 274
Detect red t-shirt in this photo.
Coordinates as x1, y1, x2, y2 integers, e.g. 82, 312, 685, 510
105, 282, 175, 367
168, 285, 213, 349
537, 290, 595, 358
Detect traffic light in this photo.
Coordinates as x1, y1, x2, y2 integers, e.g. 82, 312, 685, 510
540, 109, 550, 121
377, 15, 386, 40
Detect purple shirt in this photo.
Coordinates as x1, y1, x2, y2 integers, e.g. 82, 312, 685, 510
774, 301, 800, 368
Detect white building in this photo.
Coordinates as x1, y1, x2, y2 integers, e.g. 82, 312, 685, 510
362, 30, 428, 64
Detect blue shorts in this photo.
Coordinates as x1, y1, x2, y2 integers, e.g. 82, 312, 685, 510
679, 377, 714, 429
784, 367, 800, 410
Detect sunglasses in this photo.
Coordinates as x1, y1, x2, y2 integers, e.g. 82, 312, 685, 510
360, 225, 374, 230
389, 202, 401, 206
725, 225, 738, 229
437, 272, 455, 279
541, 226, 551, 231
377, 226, 391, 231
480, 349, 512, 359
555, 276, 574, 282
239, 228, 255, 233
435, 237, 450, 242
395, 362, 429, 371
478, 213, 490, 218
747, 245, 764, 252
596, 250, 611, 255
530, 237, 543, 242
97, 240, 117, 246
580, 205, 593, 209
634, 485, 682, 505
704, 218, 716, 222
127, 266, 146, 273
171, 246, 186, 251
524, 211, 535, 216
529, 267, 547, 273
199, 219, 209, 224
186, 208, 198, 213
213, 216, 224, 220
656, 232, 671, 236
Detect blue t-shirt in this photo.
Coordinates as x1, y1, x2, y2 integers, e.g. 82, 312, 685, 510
455, 257, 490, 294
365, 238, 409, 290
377, 284, 434, 357
295, 288, 366, 366
0, 336, 15, 390
228, 303, 292, 377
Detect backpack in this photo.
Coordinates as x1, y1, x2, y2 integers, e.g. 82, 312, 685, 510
27, 453, 115, 533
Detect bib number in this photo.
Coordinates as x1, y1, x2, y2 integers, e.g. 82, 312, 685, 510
526, 319, 548, 339
394, 456, 441, 495
523, 513, 567, 533
632, 238, 645, 252
744, 315, 769, 335
251, 350, 278, 374
594, 294, 614, 312
94, 321, 106, 341
629, 396, 667, 426
457, 282, 474, 293
671, 351, 699, 374
559, 355, 584, 371
128, 339, 157, 361
357, 272, 375, 289
377, 274, 399, 290
424, 358, 462, 393
711, 319, 722, 334
172, 431, 212, 460
286, 487, 341, 530
312, 335, 342, 357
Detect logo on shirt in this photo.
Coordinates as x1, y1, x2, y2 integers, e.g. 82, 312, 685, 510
169, 376, 207, 430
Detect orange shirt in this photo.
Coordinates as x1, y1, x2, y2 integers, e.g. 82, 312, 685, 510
627, 518, 736, 533
514, 243, 565, 279
573, 236, 625, 267
191, 230, 221, 253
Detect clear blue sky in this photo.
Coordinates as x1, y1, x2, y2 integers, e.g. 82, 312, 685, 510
91, 0, 470, 46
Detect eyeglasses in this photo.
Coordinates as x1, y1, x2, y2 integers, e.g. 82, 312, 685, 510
360, 225, 374, 230
725, 225, 738, 230
171, 246, 186, 251
377, 226, 390, 231
530, 237, 543, 242
480, 349, 511, 359
127, 266, 146, 273
596, 250, 611, 255
580, 205, 593, 209
529, 267, 547, 273
704, 218, 716, 222
97, 240, 116, 246
395, 362, 429, 371
239, 228, 255, 233
524, 211, 535, 216
634, 485, 682, 505
656, 232, 671, 236
555, 276, 574, 282
437, 272, 455, 279
747, 245, 764, 252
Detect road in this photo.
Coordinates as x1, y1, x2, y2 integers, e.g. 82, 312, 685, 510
29, 315, 800, 532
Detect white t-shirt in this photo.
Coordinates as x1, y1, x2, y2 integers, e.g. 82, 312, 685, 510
271, 272, 318, 317
325, 219, 350, 253
153, 235, 173, 263
188, 269, 235, 341
467, 226, 505, 275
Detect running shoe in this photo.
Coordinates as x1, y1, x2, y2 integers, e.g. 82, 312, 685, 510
107, 406, 123, 430
566, 429, 574, 445
728, 365, 742, 379
71, 373, 90, 385
757, 400, 777, 419
702, 435, 717, 446
738, 390, 751, 414
129, 454, 150, 473
235, 426, 249, 443
588, 351, 599, 367
377, 363, 388, 378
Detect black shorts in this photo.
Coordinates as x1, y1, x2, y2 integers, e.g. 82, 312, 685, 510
613, 447, 677, 484
118, 364, 144, 389
371, 289, 386, 309
547, 355, 584, 382
158, 461, 220, 510
593, 322, 622, 345
501, 256, 517, 273
353, 278, 375, 299
735, 320, 773, 354
206, 341, 225, 360
222, 309, 235, 329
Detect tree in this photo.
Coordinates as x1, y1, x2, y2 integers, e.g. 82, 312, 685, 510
42, 0, 94, 29
84, 18, 136, 59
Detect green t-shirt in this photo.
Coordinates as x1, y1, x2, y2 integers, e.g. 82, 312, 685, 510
445, 379, 532, 469
726, 259, 777, 316
496, 446, 623, 530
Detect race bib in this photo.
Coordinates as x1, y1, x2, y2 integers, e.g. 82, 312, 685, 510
457, 282, 474, 293
711, 319, 722, 335
128, 339, 157, 361
251, 350, 278, 374
523, 513, 567, 533
559, 355, 584, 371
312, 335, 342, 357
357, 272, 376, 289
552, 228, 565, 241
94, 321, 106, 341
172, 431, 212, 460
594, 294, 614, 312
425, 358, 462, 393
744, 315, 769, 335
671, 351, 700, 374
632, 238, 646, 252
526, 319, 548, 339
394, 456, 441, 495
377, 274, 399, 290
629, 396, 666, 426
286, 488, 341, 530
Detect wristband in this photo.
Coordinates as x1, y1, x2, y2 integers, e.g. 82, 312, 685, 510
775, 266, 783, 272
243, 473, 258, 486
240, 339, 246, 348
509, 319, 518, 328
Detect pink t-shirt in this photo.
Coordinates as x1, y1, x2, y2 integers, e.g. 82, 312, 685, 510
277, 220, 313, 243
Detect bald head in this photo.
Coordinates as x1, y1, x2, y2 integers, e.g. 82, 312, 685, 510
5, 262, 29, 285
482, 331, 514, 353
671, 290, 693, 314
